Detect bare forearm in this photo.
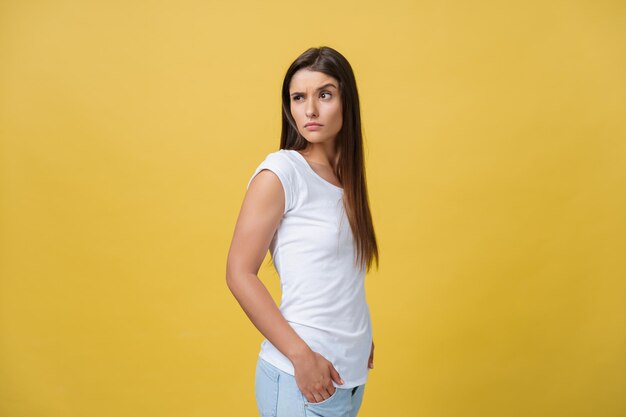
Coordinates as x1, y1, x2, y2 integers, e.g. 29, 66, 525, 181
226, 272, 312, 363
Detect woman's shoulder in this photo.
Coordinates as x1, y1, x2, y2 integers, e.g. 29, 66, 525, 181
247, 149, 301, 213
247, 149, 299, 190
257, 149, 301, 175
264, 148, 296, 163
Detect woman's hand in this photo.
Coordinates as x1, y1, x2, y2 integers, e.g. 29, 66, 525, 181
368, 340, 374, 369
292, 350, 344, 403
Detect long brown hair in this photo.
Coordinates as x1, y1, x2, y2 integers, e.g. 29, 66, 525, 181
279, 46, 379, 273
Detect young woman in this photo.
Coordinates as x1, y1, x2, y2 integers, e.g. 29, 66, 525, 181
226, 46, 379, 417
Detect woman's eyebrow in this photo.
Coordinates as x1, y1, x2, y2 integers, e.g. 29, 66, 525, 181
290, 83, 337, 96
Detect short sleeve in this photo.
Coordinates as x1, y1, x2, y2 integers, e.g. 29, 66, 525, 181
246, 151, 296, 215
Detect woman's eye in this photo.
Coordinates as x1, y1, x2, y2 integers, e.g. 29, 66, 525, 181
292, 95, 302, 101
320, 92, 332, 99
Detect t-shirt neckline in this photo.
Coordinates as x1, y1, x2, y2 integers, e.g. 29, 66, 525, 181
285, 149, 344, 192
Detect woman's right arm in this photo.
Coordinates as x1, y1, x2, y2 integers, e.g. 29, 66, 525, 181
225, 169, 343, 403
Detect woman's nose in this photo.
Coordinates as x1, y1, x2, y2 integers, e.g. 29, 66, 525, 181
305, 99, 318, 118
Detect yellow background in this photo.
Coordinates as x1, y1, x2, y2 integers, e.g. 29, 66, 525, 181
1, 0, 624, 416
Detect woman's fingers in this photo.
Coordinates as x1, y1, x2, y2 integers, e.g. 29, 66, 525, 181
329, 363, 344, 385
323, 386, 336, 400
308, 385, 336, 403
304, 383, 337, 403
294, 351, 343, 403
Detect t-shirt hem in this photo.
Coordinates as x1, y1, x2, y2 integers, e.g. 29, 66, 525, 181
258, 351, 370, 389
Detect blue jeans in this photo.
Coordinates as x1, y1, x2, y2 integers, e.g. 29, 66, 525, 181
255, 356, 366, 417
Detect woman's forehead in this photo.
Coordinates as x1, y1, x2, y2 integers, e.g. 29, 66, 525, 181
289, 69, 338, 91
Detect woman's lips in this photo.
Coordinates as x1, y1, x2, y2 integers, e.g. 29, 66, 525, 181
305, 124, 322, 130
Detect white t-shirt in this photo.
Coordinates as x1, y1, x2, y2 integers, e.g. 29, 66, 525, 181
246, 148, 372, 388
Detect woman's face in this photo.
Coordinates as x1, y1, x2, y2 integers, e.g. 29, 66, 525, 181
289, 69, 342, 146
